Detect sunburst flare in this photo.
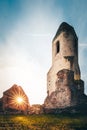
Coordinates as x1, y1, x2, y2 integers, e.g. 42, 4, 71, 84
3, 85, 29, 111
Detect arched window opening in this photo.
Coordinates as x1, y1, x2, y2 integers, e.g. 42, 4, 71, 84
56, 41, 60, 53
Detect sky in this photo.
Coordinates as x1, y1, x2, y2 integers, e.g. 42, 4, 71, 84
0, 0, 87, 105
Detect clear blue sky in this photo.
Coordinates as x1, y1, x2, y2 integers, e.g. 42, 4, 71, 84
0, 0, 87, 104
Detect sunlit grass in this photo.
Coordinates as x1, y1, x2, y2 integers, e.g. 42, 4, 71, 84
0, 114, 87, 130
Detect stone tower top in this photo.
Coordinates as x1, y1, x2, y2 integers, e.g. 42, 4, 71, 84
52, 22, 80, 81
53, 22, 78, 42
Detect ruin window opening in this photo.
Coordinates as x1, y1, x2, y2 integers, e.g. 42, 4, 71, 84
56, 41, 60, 54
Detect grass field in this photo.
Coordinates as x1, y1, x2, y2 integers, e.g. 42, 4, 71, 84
0, 114, 87, 130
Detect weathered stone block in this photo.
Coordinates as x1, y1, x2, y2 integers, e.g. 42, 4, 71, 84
44, 69, 78, 108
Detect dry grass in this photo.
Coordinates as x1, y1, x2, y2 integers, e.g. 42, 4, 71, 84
0, 114, 87, 130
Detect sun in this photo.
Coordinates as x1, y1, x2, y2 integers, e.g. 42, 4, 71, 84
7, 86, 29, 110
16, 97, 24, 104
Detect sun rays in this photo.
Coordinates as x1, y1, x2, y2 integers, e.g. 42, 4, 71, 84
3, 85, 29, 111
9, 89, 28, 110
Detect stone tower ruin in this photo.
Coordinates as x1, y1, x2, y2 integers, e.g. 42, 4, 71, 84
44, 22, 86, 109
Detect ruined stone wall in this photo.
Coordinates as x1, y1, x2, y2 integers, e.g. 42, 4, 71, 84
2, 84, 30, 111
